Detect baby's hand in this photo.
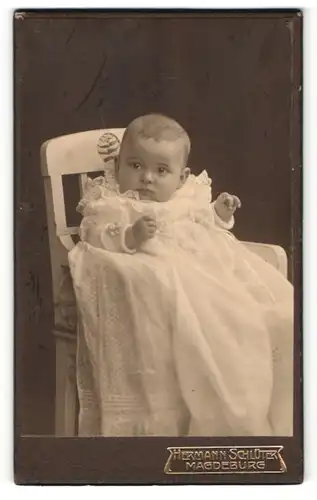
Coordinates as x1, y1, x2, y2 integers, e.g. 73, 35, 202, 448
132, 215, 157, 246
214, 192, 241, 223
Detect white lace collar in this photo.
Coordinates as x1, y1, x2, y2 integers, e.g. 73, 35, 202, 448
77, 159, 213, 214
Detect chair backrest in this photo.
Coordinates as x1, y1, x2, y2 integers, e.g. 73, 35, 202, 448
41, 128, 125, 333
41, 128, 125, 250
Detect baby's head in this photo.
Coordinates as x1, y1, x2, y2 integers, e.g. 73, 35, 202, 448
115, 114, 191, 201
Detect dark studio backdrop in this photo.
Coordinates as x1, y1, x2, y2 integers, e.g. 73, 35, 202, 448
15, 12, 299, 435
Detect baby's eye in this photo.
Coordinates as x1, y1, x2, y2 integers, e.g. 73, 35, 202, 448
158, 166, 168, 175
130, 162, 142, 170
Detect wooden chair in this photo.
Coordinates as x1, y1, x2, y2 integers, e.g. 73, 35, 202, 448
40, 128, 288, 436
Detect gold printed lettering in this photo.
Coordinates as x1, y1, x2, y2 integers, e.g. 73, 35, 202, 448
229, 448, 237, 460
171, 448, 181, 460
183, 451, 194, 461
164, 446, 287, 475
185, 461, 196, 471
196, 462, 204, 471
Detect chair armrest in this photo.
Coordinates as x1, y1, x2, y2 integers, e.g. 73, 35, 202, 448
243, 241, 288, 278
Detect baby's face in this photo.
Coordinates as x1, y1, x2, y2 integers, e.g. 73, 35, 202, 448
116, 136, 188, 202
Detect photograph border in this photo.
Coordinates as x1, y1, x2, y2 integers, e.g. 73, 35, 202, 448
14, 8, 303, 485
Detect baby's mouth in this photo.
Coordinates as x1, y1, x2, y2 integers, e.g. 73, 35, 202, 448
137, 189, 155, 199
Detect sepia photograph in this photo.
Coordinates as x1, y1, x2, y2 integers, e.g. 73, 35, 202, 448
14, 9, 302, 484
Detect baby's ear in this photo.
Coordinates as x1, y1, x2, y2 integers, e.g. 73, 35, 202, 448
179, 167, 190, 186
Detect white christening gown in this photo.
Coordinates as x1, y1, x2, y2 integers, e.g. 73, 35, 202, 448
68, 170, 294, 437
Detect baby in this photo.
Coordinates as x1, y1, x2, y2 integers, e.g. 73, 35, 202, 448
116, 115, 241, 250
70, 114, 293, 438
80, 114, 241, 254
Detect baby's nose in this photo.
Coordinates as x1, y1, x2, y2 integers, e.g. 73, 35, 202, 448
142, 171, 154, 183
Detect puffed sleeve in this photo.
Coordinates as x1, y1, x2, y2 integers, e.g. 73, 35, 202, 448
193, 203, 235, 232
186, 171, 234, 230
79, 215, 136, 254
210, 201, 235, 230
77, 179, 136, 254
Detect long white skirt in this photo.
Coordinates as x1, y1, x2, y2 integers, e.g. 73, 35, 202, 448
69, 224, 293, 437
